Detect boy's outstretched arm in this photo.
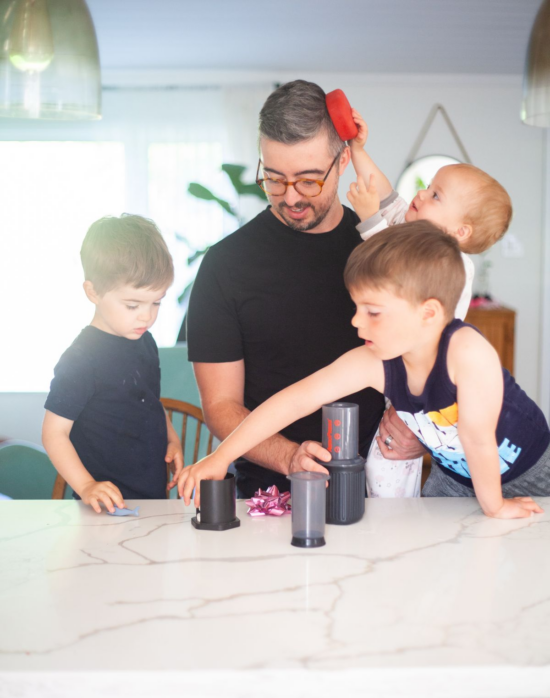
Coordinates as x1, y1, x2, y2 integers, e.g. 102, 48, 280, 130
451, 328, 544, 519
42, 410, 125, 513
178, 346, 384, 505
348, 109, 393, 206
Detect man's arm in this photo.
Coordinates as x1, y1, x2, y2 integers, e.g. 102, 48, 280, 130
193, 360, 331, 476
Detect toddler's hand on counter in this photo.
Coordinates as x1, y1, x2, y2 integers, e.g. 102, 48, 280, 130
80, 480, 125, 514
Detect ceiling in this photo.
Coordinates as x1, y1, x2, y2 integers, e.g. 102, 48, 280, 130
86, 0, 543, 75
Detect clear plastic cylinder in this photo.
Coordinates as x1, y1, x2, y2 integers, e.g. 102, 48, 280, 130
287, 471, 329, 548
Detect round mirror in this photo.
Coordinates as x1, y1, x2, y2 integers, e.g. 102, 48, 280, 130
396, 154, 461, 203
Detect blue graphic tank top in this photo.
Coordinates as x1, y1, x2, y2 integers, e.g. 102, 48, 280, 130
383, 319, 550, 488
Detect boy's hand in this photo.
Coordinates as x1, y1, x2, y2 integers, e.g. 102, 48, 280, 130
350, 108, 368, 150
487, 497, 544, 520
166, 441, 184, 491
177, 454, 229, 507
80, 480, 125, 514
347, 174, 380, 222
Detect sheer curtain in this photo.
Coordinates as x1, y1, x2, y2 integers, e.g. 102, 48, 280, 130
0, 83, 273, 392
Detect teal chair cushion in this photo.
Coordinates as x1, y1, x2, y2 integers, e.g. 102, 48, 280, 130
159, 344, 200, 404
0, 441, 72, 500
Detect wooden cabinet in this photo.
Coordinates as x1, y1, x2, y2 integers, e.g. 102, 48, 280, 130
464, 305, 516, 375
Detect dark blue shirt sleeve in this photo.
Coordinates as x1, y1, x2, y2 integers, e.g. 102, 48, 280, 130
44, 347, 95, 422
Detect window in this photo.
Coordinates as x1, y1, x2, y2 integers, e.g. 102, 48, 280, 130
0, 142, 125, 391
148, 141, 226, 346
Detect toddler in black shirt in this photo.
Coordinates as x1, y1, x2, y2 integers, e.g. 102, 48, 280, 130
43, 215, 183, 512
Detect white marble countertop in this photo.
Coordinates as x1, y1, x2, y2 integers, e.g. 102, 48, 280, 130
1, 498, 550, 698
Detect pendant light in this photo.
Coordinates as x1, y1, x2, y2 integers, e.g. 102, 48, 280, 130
522, 0, 550, 127
0, 0, 101, 120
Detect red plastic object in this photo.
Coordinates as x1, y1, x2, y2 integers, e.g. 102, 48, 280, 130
326, 89, 358, 141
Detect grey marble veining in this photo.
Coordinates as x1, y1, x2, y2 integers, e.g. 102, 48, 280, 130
1, 498, 550, 698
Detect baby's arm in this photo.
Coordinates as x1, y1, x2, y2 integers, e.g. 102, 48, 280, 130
178, 346, 385, 505
165, 413, 184, 491
450, 329, 543, 519
346, 108, 393, 221
42, 410, 125, 513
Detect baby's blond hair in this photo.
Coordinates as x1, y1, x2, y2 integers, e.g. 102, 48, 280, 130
443, 164, 512, 254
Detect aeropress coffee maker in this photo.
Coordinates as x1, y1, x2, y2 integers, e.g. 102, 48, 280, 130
322, 402, 366, 525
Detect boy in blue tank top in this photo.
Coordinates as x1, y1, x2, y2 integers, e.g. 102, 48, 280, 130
178, 221, 549, 520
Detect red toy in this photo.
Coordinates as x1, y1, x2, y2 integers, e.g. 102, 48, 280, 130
325, 89, 358, 142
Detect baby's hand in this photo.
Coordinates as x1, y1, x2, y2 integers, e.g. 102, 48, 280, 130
487, 497, 544, 519
165, 440, 184, 491
346, 174, 380, 221
350, 108, 368, 150
80, 480, 125, 514
177, 453, 229, 507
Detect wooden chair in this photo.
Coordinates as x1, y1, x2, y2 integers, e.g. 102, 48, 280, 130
0, 439, 64, 500
52, 473, 67, 499
52, 399, 213, 500
161, 397, 214, 477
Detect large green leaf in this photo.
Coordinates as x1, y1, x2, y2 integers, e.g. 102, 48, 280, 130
222, 164, 267, 201
187, 182, 237, 217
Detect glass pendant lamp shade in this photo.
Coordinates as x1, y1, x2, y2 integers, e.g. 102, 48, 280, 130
522, 0, 550, 127
0, 0, 101, 120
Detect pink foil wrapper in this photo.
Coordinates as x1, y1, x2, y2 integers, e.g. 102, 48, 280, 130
246, 485, 291, 517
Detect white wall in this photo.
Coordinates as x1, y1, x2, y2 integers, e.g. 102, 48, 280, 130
0, 70, 546, 446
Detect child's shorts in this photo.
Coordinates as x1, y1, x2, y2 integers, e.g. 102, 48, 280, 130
422, 441, 550, 498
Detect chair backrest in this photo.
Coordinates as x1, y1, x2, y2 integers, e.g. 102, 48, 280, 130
52, 399, 213, 501
0, 440, 63, 500
52, 472, 67, 500
161, 397, 214, 476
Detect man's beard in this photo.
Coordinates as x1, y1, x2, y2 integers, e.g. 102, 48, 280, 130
274, 186, 338, 232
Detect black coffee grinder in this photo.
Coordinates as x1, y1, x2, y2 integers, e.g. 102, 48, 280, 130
322, 402, 366, 525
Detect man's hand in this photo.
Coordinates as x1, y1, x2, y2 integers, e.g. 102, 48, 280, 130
80, 480, 125, 514
166, 441, 184, 492
288, 441, 331, 476
487, 497, 544, 519
377, 405, 426, 460
346, 174, 379, 222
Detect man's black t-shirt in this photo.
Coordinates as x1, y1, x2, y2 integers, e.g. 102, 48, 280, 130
45, 327, 168, 499
187, 205, 385, 496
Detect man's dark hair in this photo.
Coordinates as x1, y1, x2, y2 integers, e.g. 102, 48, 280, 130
259, 79, 343, 156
